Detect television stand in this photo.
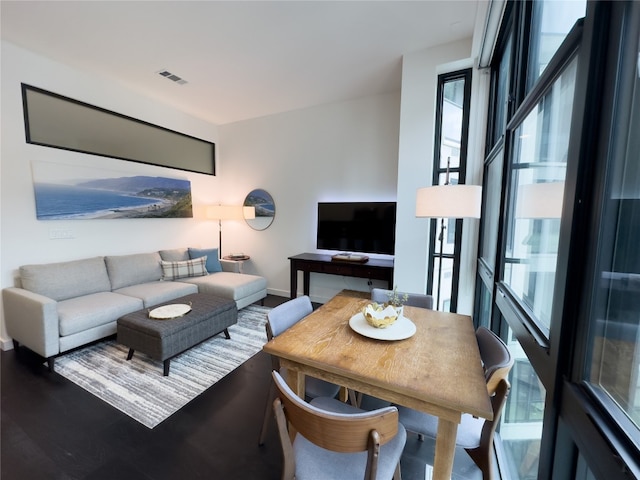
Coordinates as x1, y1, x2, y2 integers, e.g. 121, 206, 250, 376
289, 253, 394, 299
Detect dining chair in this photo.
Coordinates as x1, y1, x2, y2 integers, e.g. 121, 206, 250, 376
371, 288, 434, 310
396, 326, 514, 480
271, 370, 406, 480
258, 295, 342, 446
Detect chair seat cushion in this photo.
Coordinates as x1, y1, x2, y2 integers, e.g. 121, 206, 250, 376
181, 272, 267, 300
58, 292, 143, 336
397, 405, 483, 449
292, 397, 406, 480
114, 281, 198, 308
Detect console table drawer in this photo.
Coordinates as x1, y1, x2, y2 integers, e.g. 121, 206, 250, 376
317, 262, 355, 275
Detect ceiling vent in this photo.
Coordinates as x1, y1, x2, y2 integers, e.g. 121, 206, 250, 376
157, 70, 188, 85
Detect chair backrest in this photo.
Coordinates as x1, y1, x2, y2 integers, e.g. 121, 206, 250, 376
482, 378, 510, 442
370, 288, 434, 310
271, 370, 400, 479
475, 327, 514, 395
272, 370, 399, 451
265, 295, 313, 340
464, 378, 511, 480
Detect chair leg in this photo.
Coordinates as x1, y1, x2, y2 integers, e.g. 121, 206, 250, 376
465, 444, 493, 480
393, 461, 402, 480
258, 379, 276, 446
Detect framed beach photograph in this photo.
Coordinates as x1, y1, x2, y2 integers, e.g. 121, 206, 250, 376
31, 161, 193, 220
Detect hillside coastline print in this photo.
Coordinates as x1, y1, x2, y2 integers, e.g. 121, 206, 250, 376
32, 162, 193, 220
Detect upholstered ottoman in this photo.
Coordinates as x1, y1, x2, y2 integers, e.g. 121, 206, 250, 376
117, 293, 237, 375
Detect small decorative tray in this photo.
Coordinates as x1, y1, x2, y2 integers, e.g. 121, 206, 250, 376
225, 254, 250, 260
148, 303, 192, 320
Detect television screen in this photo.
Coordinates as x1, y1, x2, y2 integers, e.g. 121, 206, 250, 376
316, 202, 396, 255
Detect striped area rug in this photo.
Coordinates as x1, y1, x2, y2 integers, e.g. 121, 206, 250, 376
54, 304, 270, 429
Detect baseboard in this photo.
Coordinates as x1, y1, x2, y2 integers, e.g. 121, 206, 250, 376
1, 336, 15, 351
266, 287, 289, 299
266, 287, 333, 305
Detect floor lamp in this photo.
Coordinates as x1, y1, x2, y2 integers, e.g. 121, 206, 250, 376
415, 165, 482, 310
205, 205, 255, 259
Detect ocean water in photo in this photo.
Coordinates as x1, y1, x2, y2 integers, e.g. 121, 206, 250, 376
34, 183, 160, 220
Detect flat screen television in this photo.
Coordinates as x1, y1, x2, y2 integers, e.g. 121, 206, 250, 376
316, 202, 396, 256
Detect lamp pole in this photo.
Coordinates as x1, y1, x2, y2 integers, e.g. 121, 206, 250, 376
436, 218, 445, 309
435, 157, 451, 310
218, 218, 223, 259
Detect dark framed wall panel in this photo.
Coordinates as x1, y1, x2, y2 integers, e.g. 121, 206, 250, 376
22, 84, 215, 175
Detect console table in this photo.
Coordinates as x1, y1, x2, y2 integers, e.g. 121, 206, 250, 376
289, 253, 394, 299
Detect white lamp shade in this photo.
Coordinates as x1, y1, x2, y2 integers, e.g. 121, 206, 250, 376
515, 182, 564, 219
416, 185, 482, 218
206, 205, 248, 220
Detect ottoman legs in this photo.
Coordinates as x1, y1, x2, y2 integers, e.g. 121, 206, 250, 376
127, 348, 171, 376
124, 329, 231, 376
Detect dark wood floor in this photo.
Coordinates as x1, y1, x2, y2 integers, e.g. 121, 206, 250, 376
1, 294, 480, 480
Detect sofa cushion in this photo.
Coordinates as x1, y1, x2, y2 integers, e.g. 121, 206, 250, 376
182, 272, 267, 301
20, 257, 110, 301
58, 292, 143, 336
105, 252, 163, 290
114, 281, 198, 308
160, 257, 208, 280
188, 247, 222, 273
159, 248, 189, 262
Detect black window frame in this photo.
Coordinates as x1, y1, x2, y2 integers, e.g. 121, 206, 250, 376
558, 1, 640, 477
427, 68, 472, 313
478, 1, 640, 478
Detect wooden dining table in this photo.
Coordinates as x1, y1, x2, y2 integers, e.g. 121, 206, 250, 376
262, 291, 492, 480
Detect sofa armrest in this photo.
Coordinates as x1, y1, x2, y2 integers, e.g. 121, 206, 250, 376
220, 260, 241, 274
2, 287, 60, 358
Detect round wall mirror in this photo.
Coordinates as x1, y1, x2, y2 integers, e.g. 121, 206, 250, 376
244, 189, 275, 230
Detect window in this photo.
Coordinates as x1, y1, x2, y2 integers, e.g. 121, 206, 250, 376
503, 55, 577, 333
22, 84, 216, 175
584, 28, 640, 441
428, 70, 472, 312
501, 326, 546, 480
479, 149, 505, 275
526, 0, 587, 91
492, 34, 514, 147
478, 1, 640, 478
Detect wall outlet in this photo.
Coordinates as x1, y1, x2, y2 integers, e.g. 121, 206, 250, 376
49, 228, 75, 240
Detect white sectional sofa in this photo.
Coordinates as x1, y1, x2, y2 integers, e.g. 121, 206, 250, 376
2, 247, 267, 370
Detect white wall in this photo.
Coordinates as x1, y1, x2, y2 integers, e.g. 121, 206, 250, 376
218, 93, 401, 301
0, 41, 228, 347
